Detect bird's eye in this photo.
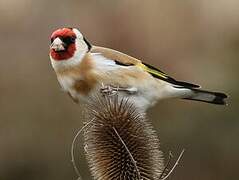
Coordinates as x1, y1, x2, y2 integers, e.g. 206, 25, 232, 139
50, 38, 54, 44
63, 36, 76, 45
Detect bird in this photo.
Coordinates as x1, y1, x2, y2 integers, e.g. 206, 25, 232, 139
49, 27, 227, 111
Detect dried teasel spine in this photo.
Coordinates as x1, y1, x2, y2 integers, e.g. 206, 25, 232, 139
83, 95, 164, 180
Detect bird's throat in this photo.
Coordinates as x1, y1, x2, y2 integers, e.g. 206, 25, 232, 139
50, 43, 76, 61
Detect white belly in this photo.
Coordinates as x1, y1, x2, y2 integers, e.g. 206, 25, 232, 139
57, 75, 85, 101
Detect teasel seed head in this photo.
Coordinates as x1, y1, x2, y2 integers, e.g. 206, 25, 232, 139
83, 95, 164, 180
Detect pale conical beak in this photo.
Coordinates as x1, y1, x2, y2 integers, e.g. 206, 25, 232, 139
50, 37, 66, 51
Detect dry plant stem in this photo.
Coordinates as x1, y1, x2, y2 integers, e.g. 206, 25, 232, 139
160, 149, 185, 180
159, 151, 173, 179
112, 127, 142, 180
71, 118, 95, 180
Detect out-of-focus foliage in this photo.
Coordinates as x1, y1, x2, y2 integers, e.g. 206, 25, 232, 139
0, 0, 238, 179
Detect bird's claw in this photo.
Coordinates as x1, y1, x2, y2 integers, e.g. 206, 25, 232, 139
100, 84, 138, 96
100, 85, 119, 96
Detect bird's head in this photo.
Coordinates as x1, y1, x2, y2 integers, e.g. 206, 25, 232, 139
49, 27, 92, 68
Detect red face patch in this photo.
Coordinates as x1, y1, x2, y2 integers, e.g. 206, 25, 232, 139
50, 28, 77, 61
50, 28, 76, 40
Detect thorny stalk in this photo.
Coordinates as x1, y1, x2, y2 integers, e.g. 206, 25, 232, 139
160, 149, 185, 180
159, 151, 173, 179
71, 118, 95, 180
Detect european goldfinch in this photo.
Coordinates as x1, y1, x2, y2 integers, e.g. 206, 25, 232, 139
49, 27, 227, 110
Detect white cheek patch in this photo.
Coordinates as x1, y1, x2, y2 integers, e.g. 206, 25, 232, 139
73, 28, 83, 39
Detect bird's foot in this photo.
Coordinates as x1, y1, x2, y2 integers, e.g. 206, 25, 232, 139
100, 84, 119, 96
100, 83, 138, 96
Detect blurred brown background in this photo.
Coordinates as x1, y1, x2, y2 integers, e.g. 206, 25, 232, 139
0, 0, 238, 179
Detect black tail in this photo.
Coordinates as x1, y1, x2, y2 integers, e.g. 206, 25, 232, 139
183, 89, 228, 105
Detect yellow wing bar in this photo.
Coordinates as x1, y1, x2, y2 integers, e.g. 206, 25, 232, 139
136, 63, 168, 79
136, 62, 200, 88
